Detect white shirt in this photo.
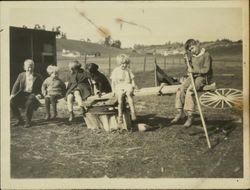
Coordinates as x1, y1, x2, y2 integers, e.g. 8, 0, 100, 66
25, 72, 34, 93
110, 67, 134, 85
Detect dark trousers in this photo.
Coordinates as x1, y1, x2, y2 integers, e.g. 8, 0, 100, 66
10, 92, 39, 125
44, 95, 61, 116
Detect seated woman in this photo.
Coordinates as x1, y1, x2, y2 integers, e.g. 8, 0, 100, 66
66, 60, 92, 122
86, 62, 112, 96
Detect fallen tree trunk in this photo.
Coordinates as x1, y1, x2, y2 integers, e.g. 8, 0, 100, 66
86, 84, 181, 102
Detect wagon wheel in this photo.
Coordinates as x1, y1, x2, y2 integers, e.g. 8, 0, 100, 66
199, 88, 243, 109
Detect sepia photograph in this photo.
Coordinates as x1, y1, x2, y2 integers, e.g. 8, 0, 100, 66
1, 0, 249, 189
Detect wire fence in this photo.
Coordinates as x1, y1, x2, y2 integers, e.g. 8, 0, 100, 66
57, 55, 185, 76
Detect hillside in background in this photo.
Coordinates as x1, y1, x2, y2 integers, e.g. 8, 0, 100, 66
56, 38, 242, 59
56, 39, 135, 57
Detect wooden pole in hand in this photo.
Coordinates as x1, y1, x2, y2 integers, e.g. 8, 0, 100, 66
184, 54, 211, 149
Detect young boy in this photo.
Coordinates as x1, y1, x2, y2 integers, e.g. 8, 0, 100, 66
42, 65, 66, 120
110, 54, 137, 124
171, 39, 213, 127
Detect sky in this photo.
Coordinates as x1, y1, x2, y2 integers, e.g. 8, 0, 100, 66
7, 1, 243, 48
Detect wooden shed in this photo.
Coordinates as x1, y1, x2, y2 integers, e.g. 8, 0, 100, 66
10, 26, 59, 88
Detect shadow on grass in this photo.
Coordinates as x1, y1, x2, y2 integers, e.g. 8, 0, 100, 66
32, 116, 86, 128
185, 119, 240, 149
133, 114, 173, 132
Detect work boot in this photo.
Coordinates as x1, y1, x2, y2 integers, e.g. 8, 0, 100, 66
170, 109, 183, 124
183, 115, 194, 128
13, 118, 25, 127
68, 111, 74, 122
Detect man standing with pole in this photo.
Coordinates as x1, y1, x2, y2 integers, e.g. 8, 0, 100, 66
171, 39, 213, 148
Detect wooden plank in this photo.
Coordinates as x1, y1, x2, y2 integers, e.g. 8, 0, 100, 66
85, 85, 181, 102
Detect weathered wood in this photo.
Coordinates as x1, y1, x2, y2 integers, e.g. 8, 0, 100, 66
85, 85, 181, 103
84, 111, 132, 132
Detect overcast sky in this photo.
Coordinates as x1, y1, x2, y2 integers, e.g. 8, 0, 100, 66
6, 1, 243, 48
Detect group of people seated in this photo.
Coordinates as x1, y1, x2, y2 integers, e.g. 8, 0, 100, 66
10, 39, 213, 129
10, 54, 138, 128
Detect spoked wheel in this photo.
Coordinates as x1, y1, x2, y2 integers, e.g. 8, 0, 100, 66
199, 88, 243, 109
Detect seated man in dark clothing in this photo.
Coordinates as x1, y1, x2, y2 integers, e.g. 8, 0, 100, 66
10, 59, 43, 128
86, 62, 112, 96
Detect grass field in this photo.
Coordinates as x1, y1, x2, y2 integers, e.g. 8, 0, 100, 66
10, 53, 243, 178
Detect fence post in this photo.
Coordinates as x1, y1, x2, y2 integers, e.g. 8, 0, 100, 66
84, 53, 87, 65
164, 56, 166, 70
108, 55, 111, 75
143, 56, 146, 72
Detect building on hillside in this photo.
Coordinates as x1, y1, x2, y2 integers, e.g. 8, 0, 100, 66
10, 26, 59, 89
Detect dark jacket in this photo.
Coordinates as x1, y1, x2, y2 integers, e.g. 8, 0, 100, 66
66, 69, 92, 100
11, 72, 43, 109
91, 71, 112, 94
11, 72, 43, 98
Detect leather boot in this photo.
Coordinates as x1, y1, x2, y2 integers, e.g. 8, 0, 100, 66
170, 109, 183, 124
13, 118, 25, 127
183, 115, 193, 128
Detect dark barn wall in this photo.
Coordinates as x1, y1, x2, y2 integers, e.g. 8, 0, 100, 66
10, 26, 57, 89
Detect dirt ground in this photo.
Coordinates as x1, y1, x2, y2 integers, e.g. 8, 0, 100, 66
10, 95, 243, 178
10, 59, 244, 178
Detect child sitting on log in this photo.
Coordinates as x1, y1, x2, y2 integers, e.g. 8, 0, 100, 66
86, 62, 112, 96
42, 65, 66, 120
65, 60, 92, 122
110, 54, 137, 124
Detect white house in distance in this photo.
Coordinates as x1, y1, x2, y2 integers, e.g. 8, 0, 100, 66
62, 49, 81, 58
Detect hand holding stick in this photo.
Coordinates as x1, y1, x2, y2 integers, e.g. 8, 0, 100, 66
184, 54, 211, 149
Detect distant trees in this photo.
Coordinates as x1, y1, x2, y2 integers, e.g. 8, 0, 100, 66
111, 40, 121, 48
60, 32, 67, 39
104, 35, 121, 48
104, 35, 111, 46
